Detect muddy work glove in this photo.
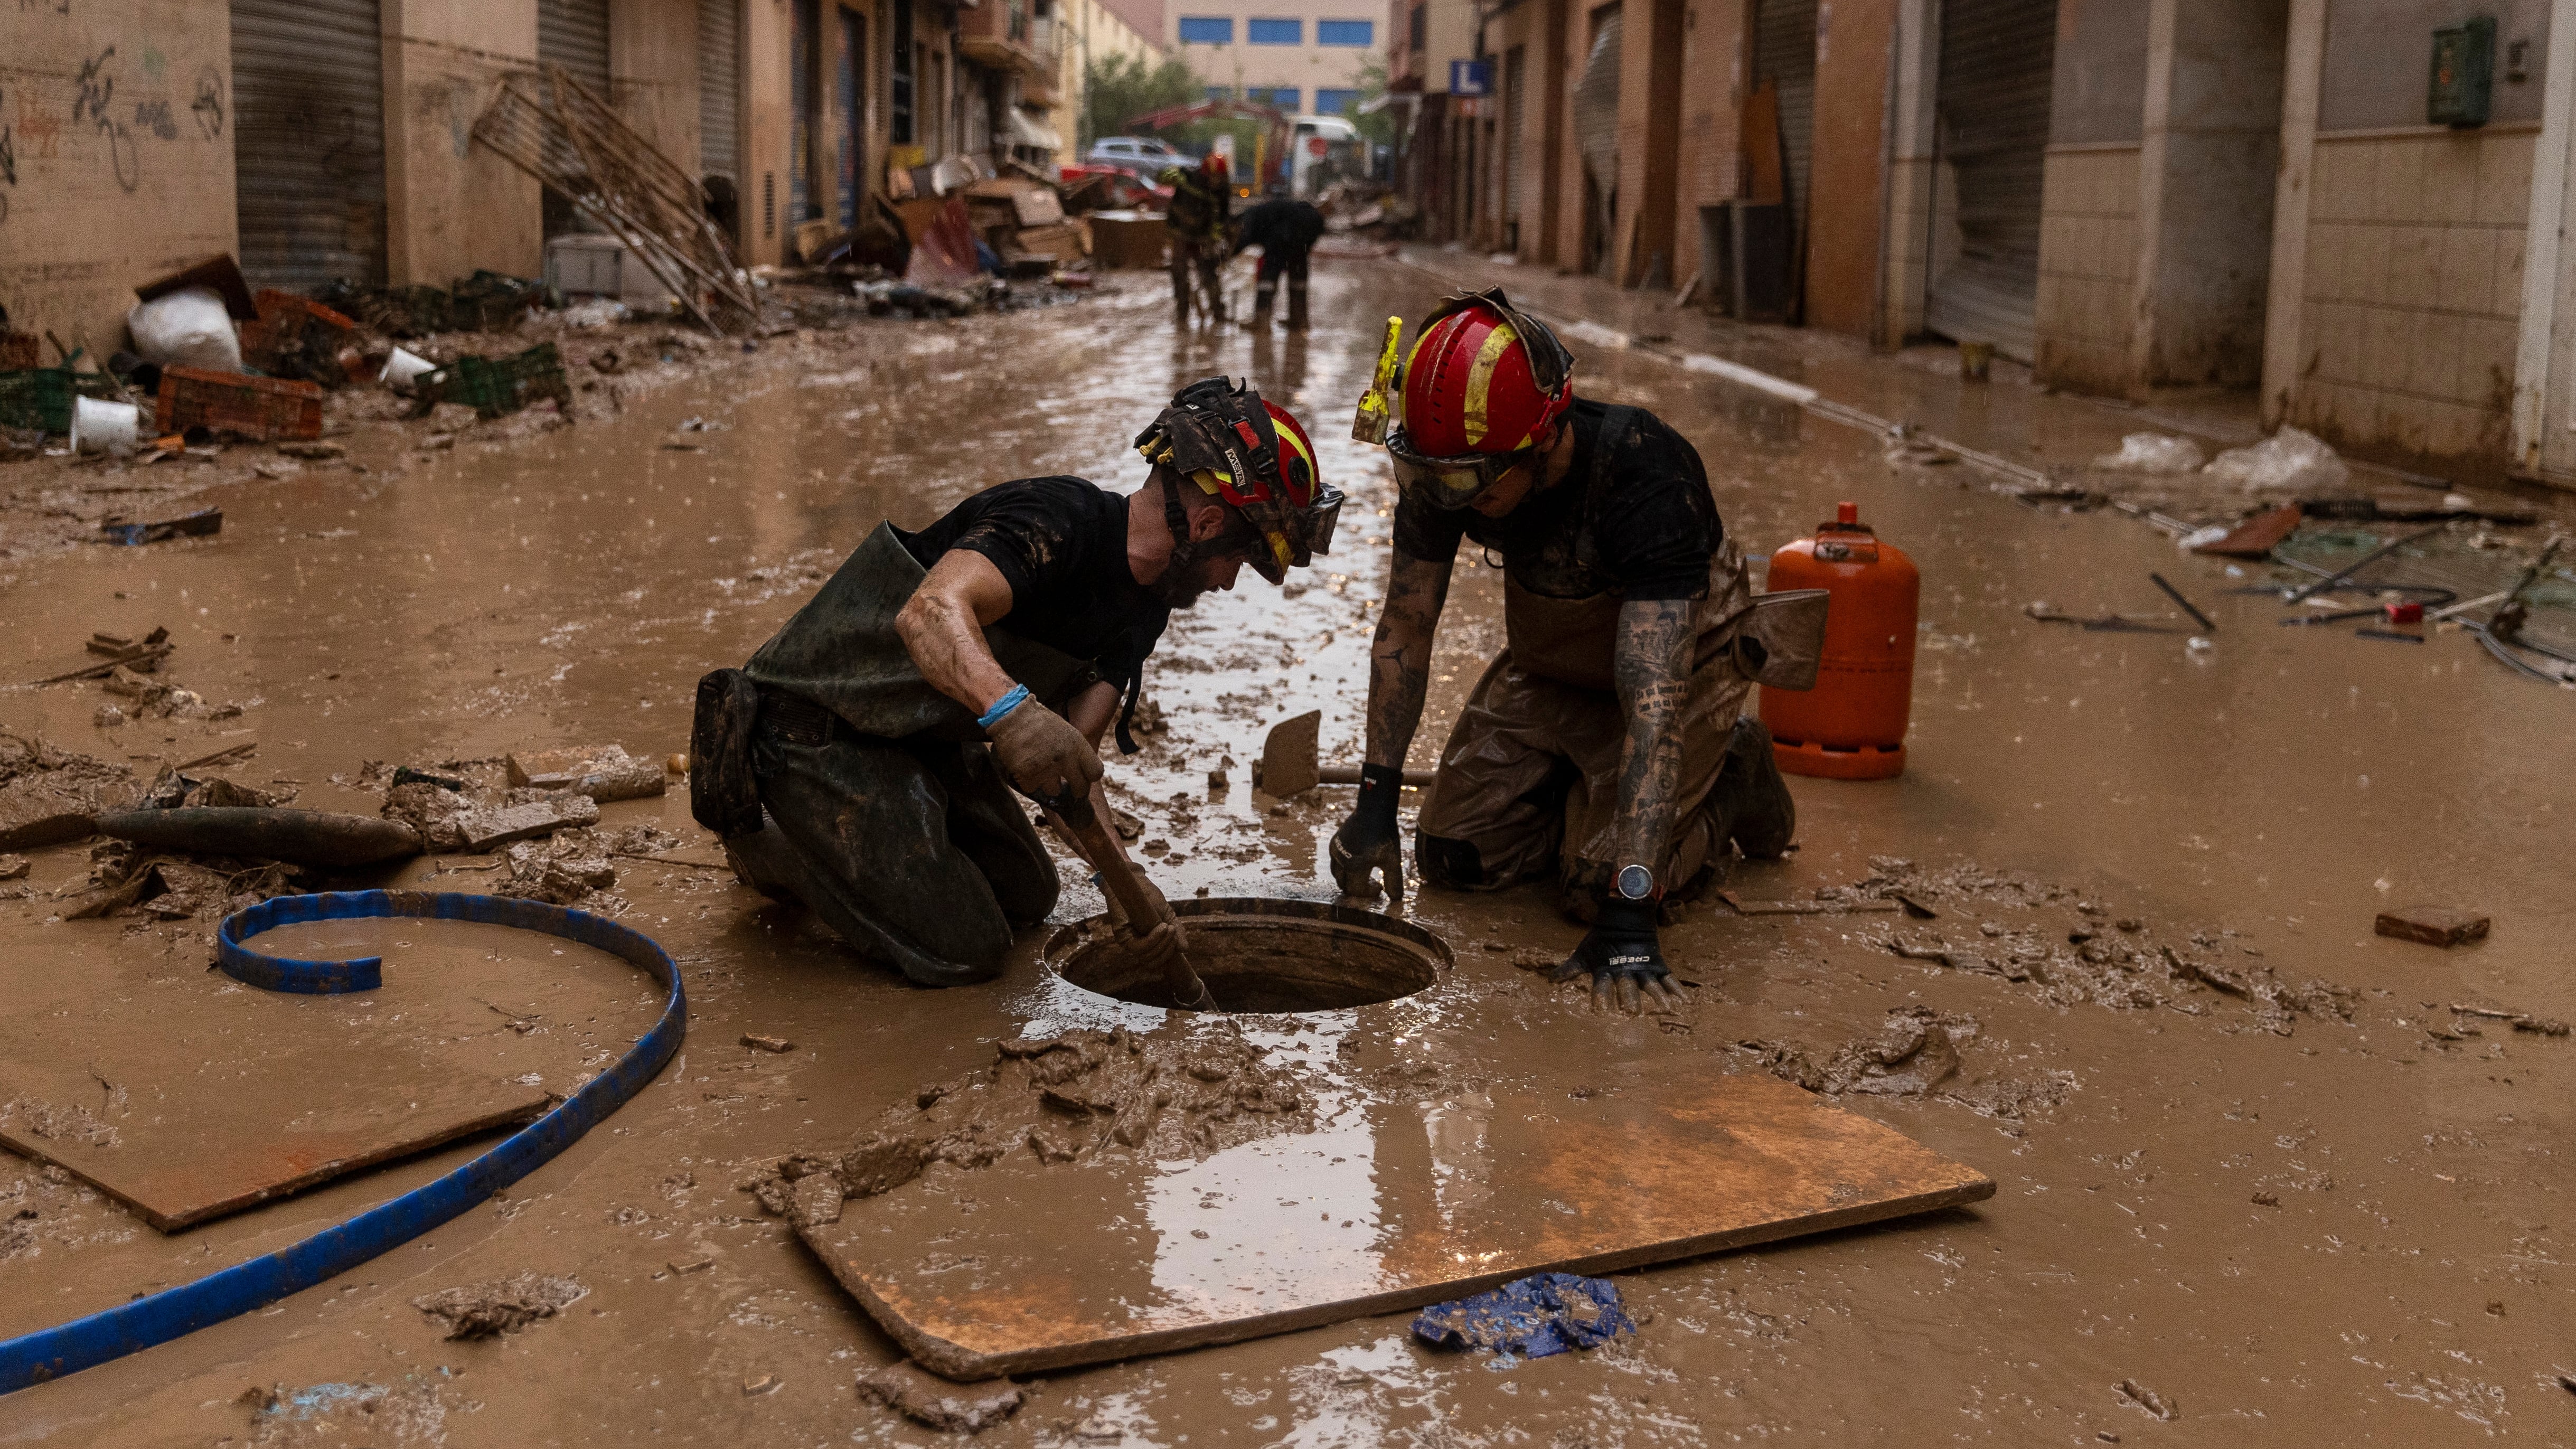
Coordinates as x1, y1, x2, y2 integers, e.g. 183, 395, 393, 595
1551, 896, 1685, 1014
984, 690, 1103, 806
1328, 765, 1407, 900
1092, 875, 1200, 1009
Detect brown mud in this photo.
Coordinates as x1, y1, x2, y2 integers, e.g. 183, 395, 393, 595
0, 259, 2569, 1444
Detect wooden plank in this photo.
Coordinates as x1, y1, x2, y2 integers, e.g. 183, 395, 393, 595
1718, 889, 1903, 916
0, 1036, 548, 1232
799, 1072, 1991, 1381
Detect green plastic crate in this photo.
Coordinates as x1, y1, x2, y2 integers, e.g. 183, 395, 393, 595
414, 343, 571, 420
0, 369, 77, 434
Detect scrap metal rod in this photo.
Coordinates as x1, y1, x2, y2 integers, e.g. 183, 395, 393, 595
2148, 572, 2215, 632
2282, 524, 2449, 604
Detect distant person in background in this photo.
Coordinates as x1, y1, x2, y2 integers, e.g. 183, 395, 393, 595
1230, 193, 1326, 331
1161, 154, 1234, 325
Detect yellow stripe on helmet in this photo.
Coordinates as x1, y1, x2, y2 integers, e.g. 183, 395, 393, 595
1460, 320, 1519, 449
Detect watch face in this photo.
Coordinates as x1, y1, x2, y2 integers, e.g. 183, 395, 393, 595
1615, 864, 1653, 900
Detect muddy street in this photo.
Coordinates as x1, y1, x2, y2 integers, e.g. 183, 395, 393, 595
2, 258, 2571, 1447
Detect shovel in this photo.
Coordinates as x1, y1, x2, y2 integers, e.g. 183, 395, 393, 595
1046, 788, 1217, 1011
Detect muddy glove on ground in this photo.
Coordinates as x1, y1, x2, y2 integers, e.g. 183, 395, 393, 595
1328, 765, 1407, 900
1552, 896, 1686, 1014
986, 698, 1103, 804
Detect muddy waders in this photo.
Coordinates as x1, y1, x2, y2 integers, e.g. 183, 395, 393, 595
697, 524, 1101, 985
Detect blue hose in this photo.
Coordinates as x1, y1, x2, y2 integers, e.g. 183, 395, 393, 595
0, 890, 687, 1394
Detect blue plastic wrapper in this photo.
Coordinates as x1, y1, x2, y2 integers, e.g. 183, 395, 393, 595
1409, 1273, 1635, 1359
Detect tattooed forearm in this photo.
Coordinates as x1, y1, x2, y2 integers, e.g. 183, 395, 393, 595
1362, 553, 1454, 768
1609, 598, 1694, 874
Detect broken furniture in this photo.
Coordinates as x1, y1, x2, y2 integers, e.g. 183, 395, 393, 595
471, 65, 757, 336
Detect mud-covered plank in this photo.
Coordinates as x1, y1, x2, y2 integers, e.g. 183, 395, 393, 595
800, 1071, 1991, 1380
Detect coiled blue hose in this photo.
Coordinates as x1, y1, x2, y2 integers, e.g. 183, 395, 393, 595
0, 890, 686, 1394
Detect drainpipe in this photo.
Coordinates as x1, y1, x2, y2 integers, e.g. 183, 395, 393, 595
2510, 0, 2576, 474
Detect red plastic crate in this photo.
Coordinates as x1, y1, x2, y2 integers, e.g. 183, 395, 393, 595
155, 366, 324, 441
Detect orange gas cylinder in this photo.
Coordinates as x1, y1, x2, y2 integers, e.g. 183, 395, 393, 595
1759, 501, 1918, 779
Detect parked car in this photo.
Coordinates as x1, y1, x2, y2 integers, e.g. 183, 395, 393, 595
1086, 136, 1187, 179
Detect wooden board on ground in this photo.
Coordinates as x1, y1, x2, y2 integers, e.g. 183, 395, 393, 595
0, 1036, 548, 1231
800, 1071, 1991, 1380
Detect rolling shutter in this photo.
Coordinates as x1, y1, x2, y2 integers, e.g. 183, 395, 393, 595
1504, 45, 1526, 231
1753, 0, 1816, 223
231, 0, 387, 291
701, 0, 743, 180
538, 0, 613, 95
1926, 0, 2057, 361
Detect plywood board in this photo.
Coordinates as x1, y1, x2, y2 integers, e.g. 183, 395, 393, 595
800, 1071, 1991, 1380
0, 1037, 548, 1231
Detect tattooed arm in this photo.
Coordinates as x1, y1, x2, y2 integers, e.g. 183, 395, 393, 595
1361, 551, 1456, 769
1332, 550, 1452, 899
1607, 597, 1695, 874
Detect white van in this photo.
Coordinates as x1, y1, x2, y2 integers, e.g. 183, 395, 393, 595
1288, 115, 1366, 199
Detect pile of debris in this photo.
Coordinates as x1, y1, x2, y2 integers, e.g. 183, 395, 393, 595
0, 253, 579, 469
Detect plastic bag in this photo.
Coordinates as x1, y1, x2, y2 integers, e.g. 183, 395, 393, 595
2203, 426, 2349, 493
2092, 431, 2206, 473
126, 285, 244, 372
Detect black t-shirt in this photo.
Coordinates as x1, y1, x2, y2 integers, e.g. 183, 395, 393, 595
1390, 398, 1720, 600
896, 475, 1169, 696
1235, 198, 1326, 256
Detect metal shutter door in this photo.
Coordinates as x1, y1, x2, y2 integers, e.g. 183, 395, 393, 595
701, 0, 743, 180
1926, 0, 2057, 361
539, 0, 613, 93
231, 0, 387, 291
1504, 46, 1526, 230
1753, 0, 1816, 222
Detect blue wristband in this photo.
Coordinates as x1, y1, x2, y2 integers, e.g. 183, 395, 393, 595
977, 683, 1031, 730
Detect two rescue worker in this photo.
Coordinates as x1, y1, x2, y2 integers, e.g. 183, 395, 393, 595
690, 380, 1339, 987
1160, 154, 1234, 325
1330, 289, 1813, 1012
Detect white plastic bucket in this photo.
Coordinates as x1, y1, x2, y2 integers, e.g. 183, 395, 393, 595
69, 396, 141, 456
380, 346, 435, 393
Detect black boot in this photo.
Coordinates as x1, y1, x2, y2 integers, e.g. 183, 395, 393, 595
1710, 717, 1797, 860
1285, 282, 1310, 330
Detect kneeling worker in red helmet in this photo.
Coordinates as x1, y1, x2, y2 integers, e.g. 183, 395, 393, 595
1331, 289, 1811, 1012
693, 379, 1338, 987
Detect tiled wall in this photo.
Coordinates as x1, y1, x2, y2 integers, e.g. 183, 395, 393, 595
2289, 129, 2531, 469
2033, 145, 2140, 394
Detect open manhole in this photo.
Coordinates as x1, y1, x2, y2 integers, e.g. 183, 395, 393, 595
1043, 897, 1448, 1013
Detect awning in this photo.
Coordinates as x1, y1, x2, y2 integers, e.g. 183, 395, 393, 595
1005, 107, 1063, 152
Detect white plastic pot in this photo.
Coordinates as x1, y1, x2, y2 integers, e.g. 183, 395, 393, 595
380, 346, 435, 393
69, 396, 141, 456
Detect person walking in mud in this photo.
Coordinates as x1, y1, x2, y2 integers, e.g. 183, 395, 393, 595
1161, 154, 1234, 325
1229, 191, 1325, 331
690, 380, 1340, 986
1330, 289, 1819, 1013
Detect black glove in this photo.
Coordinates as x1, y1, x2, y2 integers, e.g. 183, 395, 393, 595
1328, 764, 1406, 900
1550, 896, 1685, 1014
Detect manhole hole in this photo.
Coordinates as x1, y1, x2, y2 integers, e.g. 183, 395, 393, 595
1044, 897, 1448, 1013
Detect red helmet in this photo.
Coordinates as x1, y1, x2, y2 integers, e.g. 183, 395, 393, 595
1398, 289, 1575, 457
1136, 380, 1343, 583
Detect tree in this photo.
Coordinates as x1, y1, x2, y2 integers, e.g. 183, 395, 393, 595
1349, 52, 1397, 149
1081, 52, 1199, 148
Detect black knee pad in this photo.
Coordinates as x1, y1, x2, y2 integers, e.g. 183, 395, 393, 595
1414, 833, 1488, 890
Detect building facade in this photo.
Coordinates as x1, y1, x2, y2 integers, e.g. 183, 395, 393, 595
1430, 0, 2576, 491
3, 0, 1161, 349
1171, 0, 1384, 114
